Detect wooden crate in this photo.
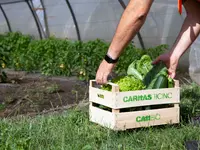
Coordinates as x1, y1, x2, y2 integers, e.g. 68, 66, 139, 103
89, 79, 180, 131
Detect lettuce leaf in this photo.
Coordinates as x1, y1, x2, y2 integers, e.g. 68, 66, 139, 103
127, 55, 153, 80
127, 60, 143, 80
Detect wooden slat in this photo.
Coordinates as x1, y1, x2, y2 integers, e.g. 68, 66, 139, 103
115, 88, 180, 109
115, 107, 179, 130
112, 109, 120, 113
90, 80, 95, 87
89, 86, 114, 108
174, 80, 179, 88
89, 105, 115, 129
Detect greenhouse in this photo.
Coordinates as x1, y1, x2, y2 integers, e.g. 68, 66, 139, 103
0, 0, 200, 149
0, 0, 199, 69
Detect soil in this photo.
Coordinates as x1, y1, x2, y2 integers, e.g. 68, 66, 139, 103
0, 70, 89, 118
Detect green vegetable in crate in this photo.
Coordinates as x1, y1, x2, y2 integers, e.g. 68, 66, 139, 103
136, 55, 153, 77
144, 62, 175, 89
103, 54, 175, 91
127, 60, 143, 80
152, 74, 168, 89
168, 77, 174, 88
101, 76, 146, 92
127, 55, 153, 80
143, 61, 167, 88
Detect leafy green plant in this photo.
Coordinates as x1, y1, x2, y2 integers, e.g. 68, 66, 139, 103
180, 83, 200, 122
102, 75, 146, 92
0, 32, 167, 81
114, 44, 145, 75
0, 56, 7, 83
0, 35, 9, 83
77, 39, 109, 80
145, 44, 168, 60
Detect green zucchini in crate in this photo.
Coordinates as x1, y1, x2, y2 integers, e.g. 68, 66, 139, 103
152, 74, 168, 89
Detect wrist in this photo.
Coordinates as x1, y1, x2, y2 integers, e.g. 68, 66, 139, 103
104, 48, 120, 64
107, 48, 120, 60
104, 53, 119, 64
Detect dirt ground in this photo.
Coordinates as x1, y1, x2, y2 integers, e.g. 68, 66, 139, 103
0, 70, 89, 118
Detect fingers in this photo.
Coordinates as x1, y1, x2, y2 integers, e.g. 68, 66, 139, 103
96, 68, 103, 84
102, 73, 108, 84
95, 66, 109, 85
96, 60, 114, 85
96, 72, 108, 85
168, 70, 176, 79
95, 73, 102, 84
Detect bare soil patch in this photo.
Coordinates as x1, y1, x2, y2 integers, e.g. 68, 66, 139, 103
0, 70, 89, 118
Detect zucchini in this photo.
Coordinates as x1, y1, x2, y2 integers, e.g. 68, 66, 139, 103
152, 74, 168, 89
143, 61, 166, 87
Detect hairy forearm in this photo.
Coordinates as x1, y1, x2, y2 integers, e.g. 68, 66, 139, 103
170, 5, 200, 60
107, 0, 154, 59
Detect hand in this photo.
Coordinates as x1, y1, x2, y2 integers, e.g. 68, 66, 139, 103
152, 53, 179, 79
96, 60, 115, 84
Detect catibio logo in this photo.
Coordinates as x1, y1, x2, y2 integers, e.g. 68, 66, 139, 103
136, 114, 160, 122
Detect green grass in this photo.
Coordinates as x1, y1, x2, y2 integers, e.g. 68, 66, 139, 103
0, 108, 199, 150
0, 83, 200, 150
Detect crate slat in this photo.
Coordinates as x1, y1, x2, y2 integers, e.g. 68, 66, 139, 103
116, 87, 180, 109
116, 107, 179, 130
89, 86, 115, 108
89, 103, 115, 129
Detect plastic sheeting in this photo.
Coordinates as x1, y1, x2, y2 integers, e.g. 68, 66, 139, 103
133, 0, 186, 48
36, 0, 186, 47
2, 3, 33, 35
0, 1, 43, 38
41, 0, 125, 41
0, 9, 9, 33
189, 38, 200, 85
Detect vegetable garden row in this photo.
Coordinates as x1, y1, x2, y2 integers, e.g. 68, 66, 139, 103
0, 32, 167, 82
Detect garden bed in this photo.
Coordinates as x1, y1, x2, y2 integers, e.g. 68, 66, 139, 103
0, 70, 89, 118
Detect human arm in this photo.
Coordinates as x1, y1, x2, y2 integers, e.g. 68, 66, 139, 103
96, 0, 154, 84
153, 0, 200, 78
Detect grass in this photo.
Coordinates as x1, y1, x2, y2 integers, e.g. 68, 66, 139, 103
0, 108, 199, 150
0, 83, 200, 150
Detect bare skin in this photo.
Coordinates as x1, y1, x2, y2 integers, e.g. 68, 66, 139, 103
96, 0, 200, 84
153, 0, 200, 78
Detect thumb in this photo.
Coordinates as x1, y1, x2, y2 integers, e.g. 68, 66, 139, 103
168, 71, 176, 79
